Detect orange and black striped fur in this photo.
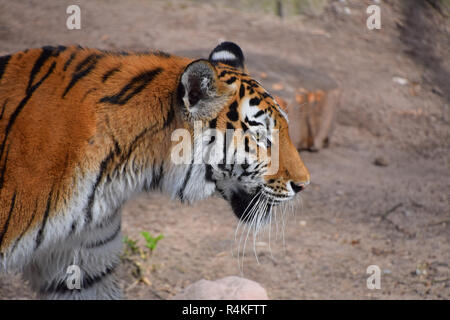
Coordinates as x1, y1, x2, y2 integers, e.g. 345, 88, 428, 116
0, 42, 309, 299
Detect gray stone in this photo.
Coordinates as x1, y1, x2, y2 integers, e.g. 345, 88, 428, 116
171, 276, 269, 300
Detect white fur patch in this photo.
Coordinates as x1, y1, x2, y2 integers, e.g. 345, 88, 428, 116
0, 151, 216, 299
210, 50, 237, 62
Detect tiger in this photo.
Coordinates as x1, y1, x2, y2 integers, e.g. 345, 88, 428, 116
0, 41, 310, 299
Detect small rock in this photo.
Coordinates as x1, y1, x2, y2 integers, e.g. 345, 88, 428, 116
171, 276, 269, 300
392, 76, 409, 86
371, 247, 383, 256
299, 220, 307, 227
373, 157, 388, 167
431, 87, 443, 96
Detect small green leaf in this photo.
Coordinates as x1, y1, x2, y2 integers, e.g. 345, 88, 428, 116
140, 231, 164, 252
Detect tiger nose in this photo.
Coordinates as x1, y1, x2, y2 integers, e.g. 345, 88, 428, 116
290, 181, 309, 194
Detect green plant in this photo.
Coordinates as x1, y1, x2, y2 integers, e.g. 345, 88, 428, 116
141, 231, 164, 253
123, 235, 139, 254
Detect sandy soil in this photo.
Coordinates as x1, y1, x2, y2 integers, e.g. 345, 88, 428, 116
0, 0, 448, 299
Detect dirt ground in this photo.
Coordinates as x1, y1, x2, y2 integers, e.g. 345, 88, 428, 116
0, 0, 449, 300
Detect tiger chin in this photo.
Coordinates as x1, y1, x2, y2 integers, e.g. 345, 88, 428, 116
0, 41, 310, 299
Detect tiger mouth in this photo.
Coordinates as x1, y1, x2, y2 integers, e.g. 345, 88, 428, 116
229, 186, 292, 222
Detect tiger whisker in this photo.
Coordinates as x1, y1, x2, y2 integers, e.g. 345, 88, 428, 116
237, 194, 261, 273
252, 195, 269, 264
234, 190, 262, 243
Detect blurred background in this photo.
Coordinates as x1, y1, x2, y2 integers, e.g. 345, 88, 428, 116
0, 0, 449, 299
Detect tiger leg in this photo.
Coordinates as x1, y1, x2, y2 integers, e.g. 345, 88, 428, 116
23, 209, 123, 300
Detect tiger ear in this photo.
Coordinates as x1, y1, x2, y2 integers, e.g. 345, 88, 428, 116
208, 41, 245, 71
179, 59, 230, 121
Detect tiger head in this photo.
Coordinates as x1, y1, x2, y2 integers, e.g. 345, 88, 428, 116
173, 42, 310, 223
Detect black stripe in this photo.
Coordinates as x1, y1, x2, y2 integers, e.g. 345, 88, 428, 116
99, 68, 162, 105
207, 136, 216, 145
0, 55, 11, 82
11, 199, 39, 253
68, 220, 77, 237
53, 45, 67, 53
240, 121, 249, 132
100, 49, 130, 56
84, 150, 115, 225
261, 91, 272, 99
241, 78, 259, 87
75, 53, 100, 72
254, 110, 265, 118
62, 53, 103, 98
63, 52, 76, 71
249, 97, 261, 106
226, 100, 239, 121
94, 208, 120, 229
178, 161, 193, 202
80, 88, 97, 102
244, 116, 263, 127
239, 84, 245, 99
79, 263, 118, 290
124, 128, 150, 160
205, 164, 215, 183
84, 224, 121, 249
209, 118, 217, 129
227, 110, 239, 121
225, 76, 237, 84
41, 262, 118, 294
151, 163, 164, 190
244, 136, 250, 152
35, 188, 53, 250
0, 53, 56, 163
218, 69, 245, 78
112, 125, 154, 179
27, 47, 59, 92
102, 66, 120, 83
0, 144, 10, 189
0, 191, 16, 248
121, 122, 159, 162
0, 99, 8, 119
160, 98, 175, 129
112, 137, 121, 155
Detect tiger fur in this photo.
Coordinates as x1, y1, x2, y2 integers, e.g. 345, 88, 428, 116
0, 42, 310, 299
